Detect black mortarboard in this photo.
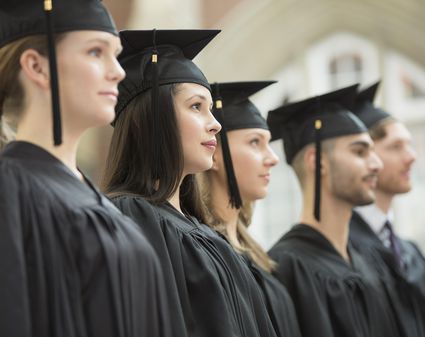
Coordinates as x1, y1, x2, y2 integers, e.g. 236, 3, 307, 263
0, 0, 117, 146
210, 81, 276, 209
115, 29, 220, 116
353, 81, 392, 129
115, 29, 219, 181
267, 84, 367, 221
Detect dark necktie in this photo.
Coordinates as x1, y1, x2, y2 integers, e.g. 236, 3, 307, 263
382, 220, 404, 271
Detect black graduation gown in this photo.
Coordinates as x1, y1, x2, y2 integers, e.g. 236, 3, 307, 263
350, 211, 425, 337
268, 224, 403, 337
242, 255, 302, 337
0, 141, 171, 337
113, 196, 278, 337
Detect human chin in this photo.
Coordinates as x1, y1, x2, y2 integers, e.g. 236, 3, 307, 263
90, 105, 116, 127
397, 180, 412, 194
358, 184, 376, 204
253, 187, 268, 200
187, 155, 213, 174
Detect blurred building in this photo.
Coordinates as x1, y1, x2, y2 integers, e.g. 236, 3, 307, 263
79, 0, 425, 250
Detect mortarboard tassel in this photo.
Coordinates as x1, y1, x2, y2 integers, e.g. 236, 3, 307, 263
213, 84, 242, 209
44, 0, 62, 146
314, 119, 322, 222
150, 29, 160, 180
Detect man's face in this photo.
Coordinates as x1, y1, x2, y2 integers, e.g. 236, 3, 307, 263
324, 133, 383, 206
375, 121, 416, 196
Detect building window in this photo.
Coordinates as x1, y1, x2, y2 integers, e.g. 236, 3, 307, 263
329, 53, 363, 89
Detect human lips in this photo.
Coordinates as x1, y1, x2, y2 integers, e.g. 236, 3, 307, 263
259, 173, 271, 183
400, 169, 411, 180
201, 139, 217, 151
99, 90, 118, 103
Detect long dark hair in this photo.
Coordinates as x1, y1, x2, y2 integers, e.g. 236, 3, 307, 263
102, 84, 206, 222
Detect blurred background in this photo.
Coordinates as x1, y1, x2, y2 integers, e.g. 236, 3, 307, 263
79, 0, 425, 250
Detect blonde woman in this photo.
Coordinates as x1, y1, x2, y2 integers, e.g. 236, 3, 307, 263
199, 81, 302, 337
0, 1, 171, 336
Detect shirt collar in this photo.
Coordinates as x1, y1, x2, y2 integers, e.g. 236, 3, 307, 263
354, 204, 394, 234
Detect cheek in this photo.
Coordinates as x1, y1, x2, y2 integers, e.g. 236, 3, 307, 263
380, 155, 400, 174
182, 115, 205, 146
232, 150, 260, 180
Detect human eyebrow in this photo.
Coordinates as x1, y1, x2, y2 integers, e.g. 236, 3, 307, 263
246, 132, 266, 140
349, 140, 372, 149
185, 94, 209, 102
87, 38, 122, 55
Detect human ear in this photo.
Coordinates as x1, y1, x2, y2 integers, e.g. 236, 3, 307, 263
19, 49, 50, 90
305, 146, 327, 176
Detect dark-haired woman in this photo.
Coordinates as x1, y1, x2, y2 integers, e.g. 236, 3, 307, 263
103, 29, 278, 337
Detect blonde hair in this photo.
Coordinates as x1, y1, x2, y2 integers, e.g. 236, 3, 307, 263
198, 171, 276, 273
0, 116, 15, 150
0, 34, 64, 150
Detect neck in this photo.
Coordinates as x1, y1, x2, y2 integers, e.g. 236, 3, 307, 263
16, 107, 83, 179
374, 189, 393, 214
300, 190, 352, 261
210, 181, 241, 246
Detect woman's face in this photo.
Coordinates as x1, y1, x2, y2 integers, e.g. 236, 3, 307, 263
214, 128, 279, 202
173, 83, 221, 175
56, 30, 125, 130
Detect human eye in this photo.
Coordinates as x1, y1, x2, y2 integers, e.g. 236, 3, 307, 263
88, 47, 102, 57
389, 143, 403, 151
250, 138, 260, 146
354, 147, 367, 157
191, 102, 201, 111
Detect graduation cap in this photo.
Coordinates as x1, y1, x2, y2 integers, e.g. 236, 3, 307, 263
0, 0, 117, 146
210, 81, 276, 209
267, 84, 367, 221
115, 29, 220, 117
115, 29, 219, 180
353, 81, 392, 128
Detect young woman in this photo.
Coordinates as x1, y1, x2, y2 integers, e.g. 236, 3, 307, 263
102, 29, 278, 337
198, 81, 302, 337
0, 1, 171, 336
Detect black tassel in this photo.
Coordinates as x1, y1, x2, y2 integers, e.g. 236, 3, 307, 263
150, 29, 160, 179
314, 119, 322, 222
213, 84, 242, 209
44, 0, 62, 146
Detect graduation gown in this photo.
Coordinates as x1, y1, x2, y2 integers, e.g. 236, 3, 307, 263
242, 255, 302, 337
350, 211, 425, 337
113, 196, 278, 337
268, 224, 403, 337
0, 141, 171, 337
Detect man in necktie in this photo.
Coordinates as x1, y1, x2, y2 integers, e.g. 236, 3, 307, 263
349, 81, 425, 337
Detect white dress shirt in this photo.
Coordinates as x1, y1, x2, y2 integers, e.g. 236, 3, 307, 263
354, 204, 395, 247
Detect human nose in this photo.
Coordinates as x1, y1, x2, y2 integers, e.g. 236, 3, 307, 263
369, 151, 383, 173
108, 57, 126, 83
207, 111, 221, 135
404, 144, 417, 166
264, 144, 279, 167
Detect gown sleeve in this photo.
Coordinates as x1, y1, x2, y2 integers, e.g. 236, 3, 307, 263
0, 162, 32, 336
112, 196, 188, 337
248, 261, 302, 337
270, 249, 337, 337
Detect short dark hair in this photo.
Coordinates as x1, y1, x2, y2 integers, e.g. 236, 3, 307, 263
291, 138, 336, 188
102, 84, 206, 221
